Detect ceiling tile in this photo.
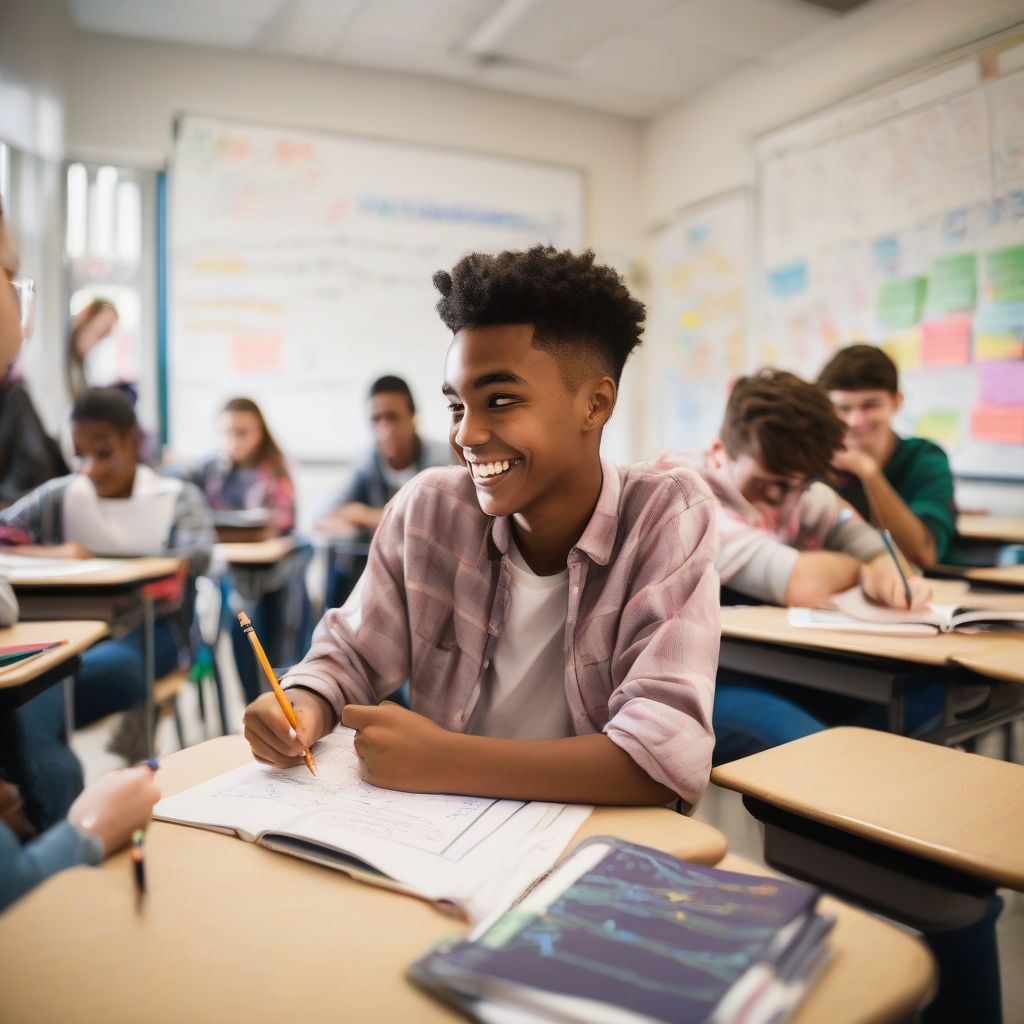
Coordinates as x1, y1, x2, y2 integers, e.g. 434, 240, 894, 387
647, 0, 837, 59
343, 0, 496, 48
254, 0, 363, 59
67, 0, 285, 47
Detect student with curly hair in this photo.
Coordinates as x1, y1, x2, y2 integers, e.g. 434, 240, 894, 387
243, 246, 720, 809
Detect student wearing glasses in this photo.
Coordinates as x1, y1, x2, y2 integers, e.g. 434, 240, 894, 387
657, 369, 934, 764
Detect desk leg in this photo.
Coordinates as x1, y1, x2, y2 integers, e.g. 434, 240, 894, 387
142, 593, 156, 760
62, 676, 76, 738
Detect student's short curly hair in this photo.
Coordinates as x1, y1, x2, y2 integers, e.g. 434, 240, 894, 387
433, 246, 645, 386
818, 343, 899, 394
721, 369, 845, 480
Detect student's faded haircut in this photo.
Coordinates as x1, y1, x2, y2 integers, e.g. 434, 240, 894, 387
70, 387, 137, 433
721, 369, 844, 480
818, 343, 899, 394
369, 374, 415, 415
432, 246, 645, 387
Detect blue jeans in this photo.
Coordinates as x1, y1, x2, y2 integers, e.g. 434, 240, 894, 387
712, 670, 945, 765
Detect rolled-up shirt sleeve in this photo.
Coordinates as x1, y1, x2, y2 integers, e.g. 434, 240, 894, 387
603, 491, 719, 810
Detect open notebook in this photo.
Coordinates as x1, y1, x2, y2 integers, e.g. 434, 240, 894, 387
154, 729, 591, 922
789, 584, 1024, 636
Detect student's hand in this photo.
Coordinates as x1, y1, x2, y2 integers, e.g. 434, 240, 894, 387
12, 542, 92, 560
342, 702, 453, 792
861, 555, 932, 610
68, 764, 161, 857
831, 447, 878, 479
340, 502, 384, 531
243, 689, 334, 768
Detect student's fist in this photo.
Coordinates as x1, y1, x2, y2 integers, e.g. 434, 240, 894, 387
342, 702, 452, 792
831, 448, 877, 479
861, 556, 932, 610
68, 764, 160, 857
243, 689, 333, 768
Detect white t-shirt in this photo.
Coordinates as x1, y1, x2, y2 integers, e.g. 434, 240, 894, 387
466, 540, 573, 740
62, 464, 183, 556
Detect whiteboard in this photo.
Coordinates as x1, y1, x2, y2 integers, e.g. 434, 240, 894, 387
754, 51, 1024, 481
169, 115, 584, 461
650, 191, 749, 452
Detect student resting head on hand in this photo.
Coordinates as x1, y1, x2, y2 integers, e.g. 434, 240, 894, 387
244, 246, 720, 811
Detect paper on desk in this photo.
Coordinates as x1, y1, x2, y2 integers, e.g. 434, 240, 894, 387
0, 552, 123, 580
155, 729, 592, 922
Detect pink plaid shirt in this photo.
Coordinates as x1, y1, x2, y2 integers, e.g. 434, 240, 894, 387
285, 459, 720, 807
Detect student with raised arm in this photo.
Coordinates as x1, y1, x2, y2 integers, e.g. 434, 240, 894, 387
818, 344, 956, 568
657, 369, 935, 764
245, 247, 719, 809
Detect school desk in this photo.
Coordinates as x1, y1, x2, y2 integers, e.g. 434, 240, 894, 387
718, 602, 1024, 745
715, 854, 935, 1024
0, 620, 109, 711
957, 514, 1024, 545
7, 555, 184, 756
712, 728, 1024, 949
0, 735, 728, 1024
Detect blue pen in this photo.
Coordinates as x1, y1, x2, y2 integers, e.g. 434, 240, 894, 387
879, 528, 913, 608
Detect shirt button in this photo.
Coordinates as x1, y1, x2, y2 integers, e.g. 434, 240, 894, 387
483, 659, 491, 669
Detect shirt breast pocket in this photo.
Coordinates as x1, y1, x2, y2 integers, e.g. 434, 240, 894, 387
411, 597, 458, 651
574, 609, 620, 667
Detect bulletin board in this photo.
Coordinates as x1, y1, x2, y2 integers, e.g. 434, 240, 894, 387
168, 115, 584, 461
753, 37, 1024, 480
649, 189, 750, 452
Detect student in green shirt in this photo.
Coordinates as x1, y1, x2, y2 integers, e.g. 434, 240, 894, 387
818, 344, 957, 567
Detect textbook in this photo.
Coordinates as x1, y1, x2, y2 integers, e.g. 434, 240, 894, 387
410, 837, 834, 1024
154, 728, 591, 922
789, 585, 1024, 636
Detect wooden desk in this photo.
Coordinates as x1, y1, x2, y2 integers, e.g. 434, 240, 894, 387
953, 638, 1024, 684
713, 728, 1024, 893
719, 604, 1024, 744
0, 620, 109, 710
214, 536, 296, 566
957, 514, 1024, 544
716, 854, 935, 1024
0, 736, 727, 1023
962, 563, 1024, 588
7, 556, 183, 757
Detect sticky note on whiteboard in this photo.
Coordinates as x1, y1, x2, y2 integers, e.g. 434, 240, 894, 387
970, 403, 1024, 444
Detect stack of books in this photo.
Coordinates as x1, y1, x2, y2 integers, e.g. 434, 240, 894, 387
410, 837, 834, 1024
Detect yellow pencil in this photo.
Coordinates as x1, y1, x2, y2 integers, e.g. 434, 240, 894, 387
237, 611, 317, 776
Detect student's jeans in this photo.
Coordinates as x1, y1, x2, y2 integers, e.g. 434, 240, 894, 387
712, 669, 944, 766
14, 622, 179, 828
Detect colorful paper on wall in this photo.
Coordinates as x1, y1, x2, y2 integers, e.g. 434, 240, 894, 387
985, 246, 1024, 303
766, 261, 808, 300
975, 301, 1024, 360
881, 327, 923, 371
977, 360, 1024, 406
228, 334, 284, 374
914, 410, 961, 447
921, 315, 972, 365
876, 276, 927, 329
970, 403, 1024, 444
927, 254, 977, 313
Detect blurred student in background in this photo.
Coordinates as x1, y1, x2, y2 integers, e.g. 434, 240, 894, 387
0, 203, 160, 860
317, 374, 452, 607
66, 297, 118, 397
818, 344, 956, 567
177, 397, 298, 703
1, 388, 213, 805
0, 209, 66, 510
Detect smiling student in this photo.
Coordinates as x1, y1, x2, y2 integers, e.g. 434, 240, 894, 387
818, 344, 956, 567
243, 246, 719, 808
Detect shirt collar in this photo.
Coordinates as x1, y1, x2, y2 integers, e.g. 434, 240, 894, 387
487, 458, 620, 567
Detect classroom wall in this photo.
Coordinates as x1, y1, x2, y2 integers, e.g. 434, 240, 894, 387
0, 0, 72, 432
643, 0, 1024, 512
60, 30, 648, 482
